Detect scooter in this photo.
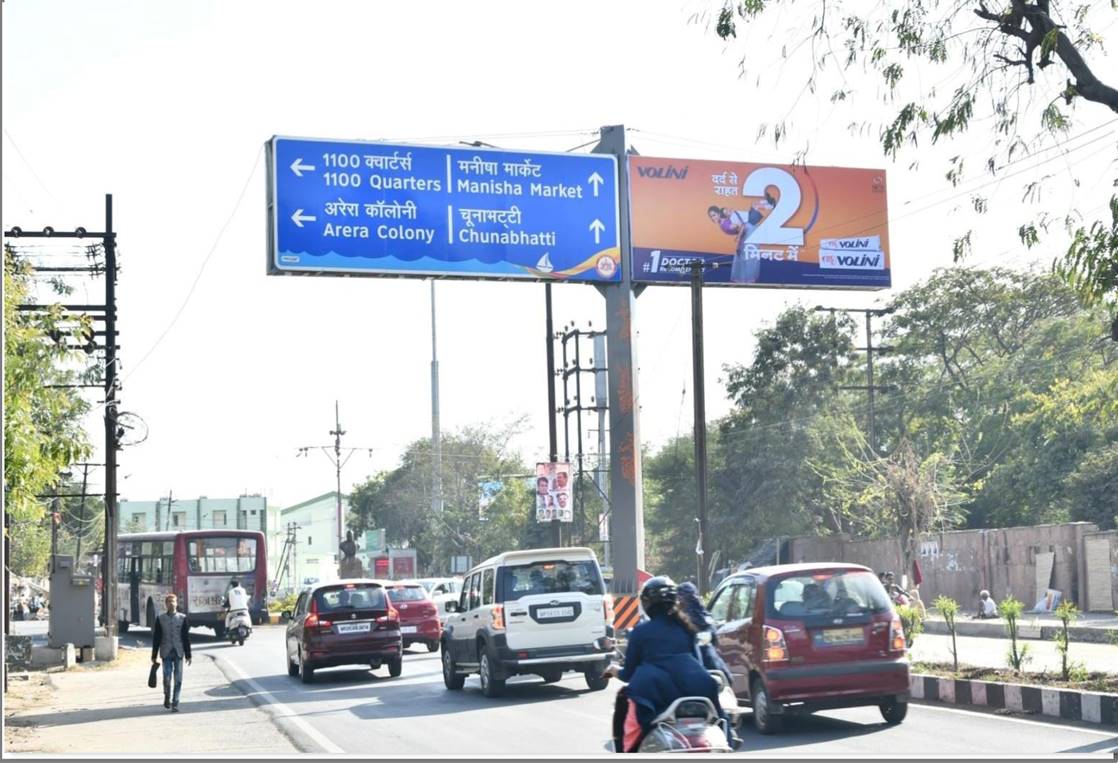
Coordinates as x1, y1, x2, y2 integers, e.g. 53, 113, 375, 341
609, 658, 741, 753
225, 607, 252, 646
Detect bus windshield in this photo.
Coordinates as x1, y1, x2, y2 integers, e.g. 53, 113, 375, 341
187, 537, 257, 574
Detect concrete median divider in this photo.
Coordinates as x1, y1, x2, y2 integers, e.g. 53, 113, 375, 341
911, 672, 1118, 727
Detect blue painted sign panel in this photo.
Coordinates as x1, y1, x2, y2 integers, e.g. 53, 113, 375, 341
267, 136, 621, 282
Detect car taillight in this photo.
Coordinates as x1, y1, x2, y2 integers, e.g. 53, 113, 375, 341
492, 605, 505, 630
762, 625, 788, 663
304, 613, 332, 630
889, 617, 906, 652
603, 594, 614, 623
376, 606, 400, 625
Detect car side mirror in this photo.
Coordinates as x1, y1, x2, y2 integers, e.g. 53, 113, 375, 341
281, 610, 291, 621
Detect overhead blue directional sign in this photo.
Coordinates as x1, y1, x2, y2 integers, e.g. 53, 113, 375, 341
267, 136, 621, 282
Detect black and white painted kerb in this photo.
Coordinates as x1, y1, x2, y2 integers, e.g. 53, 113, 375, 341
911, 673, 1118, 726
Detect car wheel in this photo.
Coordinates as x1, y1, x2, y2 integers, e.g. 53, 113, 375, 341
880, 698, 908, 725
388, 656, 403, 678
751, 678, 782, 734
584, 669, 610, 692
479, 652, 505, 698
442, 645, 465, 690
427, 640, 439, 653
540, 669, 562, 684
299, 650, 315, 684
287, 652, 298, 677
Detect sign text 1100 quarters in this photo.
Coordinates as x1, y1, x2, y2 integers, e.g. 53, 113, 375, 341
627, 156, 891, 290
267, 136, 621, 282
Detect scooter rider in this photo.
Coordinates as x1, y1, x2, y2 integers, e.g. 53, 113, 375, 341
222, 579, 249, 621
605, 576, 726, 752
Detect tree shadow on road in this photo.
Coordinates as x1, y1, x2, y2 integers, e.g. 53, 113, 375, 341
1060, 737, 1118, 754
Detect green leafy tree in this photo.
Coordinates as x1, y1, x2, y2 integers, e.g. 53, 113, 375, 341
710, 0, 1117, 315
4, 245, 92, 577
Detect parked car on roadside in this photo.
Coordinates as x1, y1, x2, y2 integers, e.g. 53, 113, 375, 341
284, 580, 403, 683
441, 547, 615, 698
707, 562, 909, 734
383, 581, 442, 653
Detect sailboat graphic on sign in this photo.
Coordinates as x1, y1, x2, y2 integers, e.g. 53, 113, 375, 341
536, 252, 554, 273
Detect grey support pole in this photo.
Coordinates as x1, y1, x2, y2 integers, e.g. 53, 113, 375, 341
593, 125, 644, 594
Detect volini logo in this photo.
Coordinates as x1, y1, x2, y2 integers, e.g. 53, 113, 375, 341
636, 165, 689, 180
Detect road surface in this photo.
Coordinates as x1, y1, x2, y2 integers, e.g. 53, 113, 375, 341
190, 625, 1115, 755
11, 620, 1117, 755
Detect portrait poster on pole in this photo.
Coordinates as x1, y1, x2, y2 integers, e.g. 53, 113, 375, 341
535, 462, 572, 523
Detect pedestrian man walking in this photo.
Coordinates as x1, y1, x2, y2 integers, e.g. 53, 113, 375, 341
151, 593, 191, 711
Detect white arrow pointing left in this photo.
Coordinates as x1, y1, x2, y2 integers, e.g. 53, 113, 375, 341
588, 172, 604, 197
290, 158, 316, 177
589, 219, 606, 244
291, 209, 317, 227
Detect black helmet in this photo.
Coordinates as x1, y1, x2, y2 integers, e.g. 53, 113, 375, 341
640, 576, 678, 613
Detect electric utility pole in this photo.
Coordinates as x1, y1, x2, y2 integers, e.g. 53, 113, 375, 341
297, 402, 373, 546
813, 305, 896, 454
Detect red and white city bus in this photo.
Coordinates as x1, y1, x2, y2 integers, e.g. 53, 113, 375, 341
117, 529, 268, 637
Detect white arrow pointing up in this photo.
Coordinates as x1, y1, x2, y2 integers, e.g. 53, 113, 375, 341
291, 209, 317, 227
290, 158, 316, 177
588, 172, 604, 197
589, 219, 606, 244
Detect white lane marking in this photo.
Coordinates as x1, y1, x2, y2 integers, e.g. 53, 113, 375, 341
915, 702, 1118, 739
219, 656, 345, 754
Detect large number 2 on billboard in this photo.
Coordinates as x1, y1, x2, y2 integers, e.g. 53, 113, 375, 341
742, 167, 804, 246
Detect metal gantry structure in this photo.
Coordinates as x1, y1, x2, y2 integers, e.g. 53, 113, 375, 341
4, 194, 123, 641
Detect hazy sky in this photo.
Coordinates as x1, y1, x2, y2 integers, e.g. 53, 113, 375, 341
4, 1, 1114, 509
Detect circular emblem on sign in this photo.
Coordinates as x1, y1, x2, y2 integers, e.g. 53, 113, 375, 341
596, 255, 617, 278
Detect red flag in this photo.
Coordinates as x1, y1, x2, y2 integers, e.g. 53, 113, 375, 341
912, 559, 923, 587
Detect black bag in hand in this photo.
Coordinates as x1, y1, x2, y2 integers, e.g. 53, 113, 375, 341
148, 662, 160, 688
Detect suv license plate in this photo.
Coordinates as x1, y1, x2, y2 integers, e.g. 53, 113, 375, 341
400, 625, 417, 634
537, 606, 574, 619
336, 622, 370, 634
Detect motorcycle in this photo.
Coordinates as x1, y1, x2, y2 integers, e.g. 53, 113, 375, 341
224, 607, 253, 646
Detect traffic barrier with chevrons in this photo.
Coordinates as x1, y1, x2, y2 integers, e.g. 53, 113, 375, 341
612, 594, 641, 632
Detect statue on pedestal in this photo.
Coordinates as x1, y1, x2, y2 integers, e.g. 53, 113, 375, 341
338, 530, 365, 579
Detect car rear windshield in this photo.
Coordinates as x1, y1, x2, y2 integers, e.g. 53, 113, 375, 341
498, 560, 603, 602
386, 586, 427, 603
313, 584, 387, 613
767, 570, 891, 619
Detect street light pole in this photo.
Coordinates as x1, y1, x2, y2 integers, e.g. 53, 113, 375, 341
331, 401, 345, 546
690, 262, 709, 595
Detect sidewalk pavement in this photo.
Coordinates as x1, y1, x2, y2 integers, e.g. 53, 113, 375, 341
921, 610, 1118, 643
3, 646, 297, 755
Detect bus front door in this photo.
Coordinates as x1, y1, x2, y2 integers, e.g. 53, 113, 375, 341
129, 558, 140, 625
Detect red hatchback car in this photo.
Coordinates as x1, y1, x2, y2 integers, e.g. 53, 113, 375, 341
384, 581, 442, 653
708, 563, 909, 734
285, 580, 403, 683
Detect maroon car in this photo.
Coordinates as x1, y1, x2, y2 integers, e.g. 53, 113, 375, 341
384, 582, 442, 653
708, 563, 909, 734
285, 580, 403, 683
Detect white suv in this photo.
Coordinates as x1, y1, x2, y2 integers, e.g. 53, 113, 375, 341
440, 547, 615, 697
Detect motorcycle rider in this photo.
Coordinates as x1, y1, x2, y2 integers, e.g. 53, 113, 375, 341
606, 576, 726, 752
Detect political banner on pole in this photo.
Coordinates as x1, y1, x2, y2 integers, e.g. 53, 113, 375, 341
628, 156, 890, 290
535, 462, 572, 523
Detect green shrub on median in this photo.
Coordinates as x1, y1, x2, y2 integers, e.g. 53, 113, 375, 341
998, 595, 1031, 672
933, 595, 961, 672
896, 603, 924, 652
